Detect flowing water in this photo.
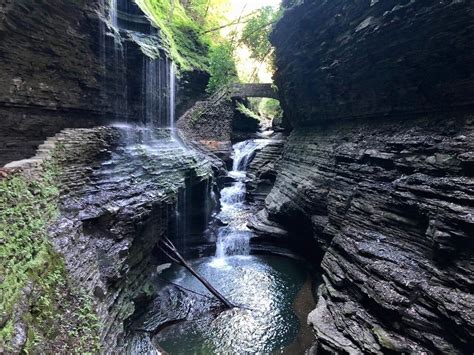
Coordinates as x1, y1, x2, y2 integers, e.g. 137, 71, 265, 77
213, 139, 272, 263
156, 255, 308, 354
105, 0, 177, 128
137, 139, 313, 354
104, 6, 311, 352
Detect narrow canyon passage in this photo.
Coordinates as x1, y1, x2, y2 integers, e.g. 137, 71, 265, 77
0, 0, 472, 354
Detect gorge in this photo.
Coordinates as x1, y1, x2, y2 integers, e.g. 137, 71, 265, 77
1, 0, 473, 354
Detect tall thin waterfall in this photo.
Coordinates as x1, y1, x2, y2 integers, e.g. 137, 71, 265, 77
110, 0, 118, 28
144, 58, 160, 127
105, 0, 176, 128
212, 139, 271, 265
169, 61, 176, 129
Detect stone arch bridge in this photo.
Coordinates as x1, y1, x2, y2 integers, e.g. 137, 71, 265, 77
228, 83, 279, 100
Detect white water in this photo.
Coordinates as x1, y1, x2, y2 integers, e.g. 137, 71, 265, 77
212, 139, 271, 266
110, 0, 118, 28
169, 61, 176, 129
107, 0, 177, 129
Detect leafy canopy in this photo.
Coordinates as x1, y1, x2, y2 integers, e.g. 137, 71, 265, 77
137, 0, 230, 72
241, 6, 281, 63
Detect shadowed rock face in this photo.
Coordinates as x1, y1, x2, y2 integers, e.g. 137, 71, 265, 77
0, 0, 108, 165
254, 0, 474, 353
0, 0, 207, 165
271, 0, 474, 128
255, 115, 474, 353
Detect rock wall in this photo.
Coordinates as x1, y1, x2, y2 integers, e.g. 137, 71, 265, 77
0, 0, 109, 165
258, 0, 474, 353
0, 0, 207, 166
272, 0, 474, 127
44, 127, 213, 350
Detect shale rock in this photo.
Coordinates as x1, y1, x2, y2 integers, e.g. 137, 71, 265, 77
246, 134, 286, 206
258, 115, 474, 353
46, 126, 213, 351
263, 1, 474, 352
272, 0, 474, 127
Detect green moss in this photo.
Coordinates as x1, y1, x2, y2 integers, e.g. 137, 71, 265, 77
0, 156, 100, 352
136, 0, 211, 72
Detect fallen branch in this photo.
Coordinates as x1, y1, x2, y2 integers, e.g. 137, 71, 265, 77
159, 237, 235, 309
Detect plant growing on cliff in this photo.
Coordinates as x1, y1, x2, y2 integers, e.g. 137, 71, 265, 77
137, 0, 232, 72
240, 6, 282, 80
0, 160, 100, 352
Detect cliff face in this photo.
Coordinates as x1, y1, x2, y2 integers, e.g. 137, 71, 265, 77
259, 0, 474, 353
272, 0, 474, 127
7, 126, 213, 351
0, 0, 207, 166
0, 0, 108, 165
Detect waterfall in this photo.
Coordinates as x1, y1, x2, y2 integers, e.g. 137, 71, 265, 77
104, 0, 176, 128
110, 0, 118, 28
212, 139, 271, 264
144, 58, 160, 127
169, 61, 176, 129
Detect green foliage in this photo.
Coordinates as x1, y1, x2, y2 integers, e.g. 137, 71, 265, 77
236, 101, 261, 121
207, 41, 239, 93
260, 98, 283, 120
0, 159, 99, 352
241, 6, 282, 71
137, 0, 232, 73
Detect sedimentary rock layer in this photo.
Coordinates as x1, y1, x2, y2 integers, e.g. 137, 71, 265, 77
45, 127, 213, 350
261, 0, 474, 352
272, 0, 474, 127
257, 115, 473, 353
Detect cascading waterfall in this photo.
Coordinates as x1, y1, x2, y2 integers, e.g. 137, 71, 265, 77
143, 58, 160, 127
213, 139, 271, 264
110, 0, 118, 28
106, 0, 128, 120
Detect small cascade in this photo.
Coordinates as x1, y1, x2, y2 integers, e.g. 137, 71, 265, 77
212, 139, 271, 264
143, 58, 161, 127
105, 0, 128, 120
103, 0, 177, 128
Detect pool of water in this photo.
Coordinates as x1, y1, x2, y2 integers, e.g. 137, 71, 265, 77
155, 254, 308, 354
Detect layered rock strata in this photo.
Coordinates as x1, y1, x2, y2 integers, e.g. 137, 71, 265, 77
255, 115, 474, 353
0, 0, 205, 165
253, 0, 474, 353
178, 97, 260, 161
246, 134, 286, 206
12, 126, 213, 351
272, 0, 474, 127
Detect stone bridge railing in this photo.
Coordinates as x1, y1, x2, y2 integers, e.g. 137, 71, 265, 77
229, 83, 279, 100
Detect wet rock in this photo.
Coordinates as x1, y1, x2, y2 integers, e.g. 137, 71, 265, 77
272, 0, 474, 128
43, 126, 213, 351
258, 115, 474, 353
267, 1, 474, 352
246, 134, 286, 206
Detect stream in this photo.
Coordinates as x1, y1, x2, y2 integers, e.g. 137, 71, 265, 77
127, 137, 315, 354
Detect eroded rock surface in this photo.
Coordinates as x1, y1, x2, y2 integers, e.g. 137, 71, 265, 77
272, 0, 474, 127
258, 116, 474, 353
47, 127, 213, 350
257, 0, 474, 352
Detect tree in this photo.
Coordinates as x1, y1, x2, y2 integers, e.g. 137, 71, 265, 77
241, 6, 281, 63
206, 41, 238, 93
